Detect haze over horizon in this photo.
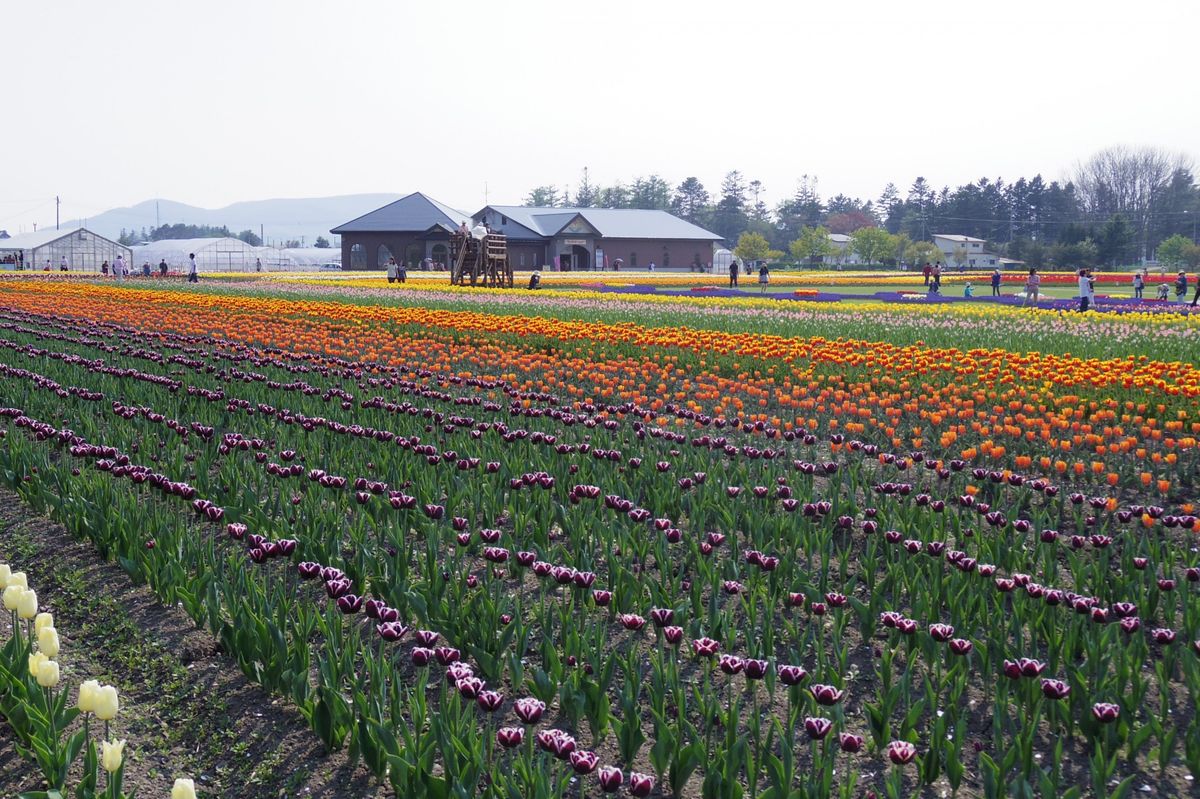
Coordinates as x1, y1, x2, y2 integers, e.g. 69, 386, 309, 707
2, 0, 1196, 234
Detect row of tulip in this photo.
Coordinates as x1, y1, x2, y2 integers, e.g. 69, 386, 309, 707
0, 284, 1196, 797
0, 563, 202, 798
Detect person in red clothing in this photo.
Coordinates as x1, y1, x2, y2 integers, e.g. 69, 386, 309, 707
922, 263, 931, 285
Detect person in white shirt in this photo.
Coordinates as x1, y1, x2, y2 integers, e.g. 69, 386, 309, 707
114, 254, 127, 279
1078, 269, 1092, 312
187, 253, 199, 283
386, 257, 398, 284
60, 256, 68, 272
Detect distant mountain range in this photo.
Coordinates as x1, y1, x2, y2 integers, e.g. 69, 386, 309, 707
64, 194, 404, 246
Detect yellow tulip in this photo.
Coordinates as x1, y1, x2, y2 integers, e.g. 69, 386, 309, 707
28, 651, 47, 678
38, 626, 60, 658
17, 588, 38, 620
171, 778, 197, 799
94, 685, 119, 720
78, 679, 100, 713
2, 584, 23, 611
34, 612, 54, 634
101, 739, 125, 773
36, 659, 60, 688
8, 571, 27, 589
0, 563, 10, 588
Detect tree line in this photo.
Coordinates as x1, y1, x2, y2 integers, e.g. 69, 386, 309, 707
117, 224, 264, 247
523, 146, 1199, 269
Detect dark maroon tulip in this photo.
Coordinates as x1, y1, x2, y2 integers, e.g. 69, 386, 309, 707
483, 547, 509, 564
1158, 579, 1176, 592
839, 732, 865, 753
455, 533, 471, 548
1018, 658, 1047, 678
887, 740, 918, 765
1041, 679, 1070, 700
365, 599, 386, 619
723, 580, 743, 595
500, 613, 512, 625
744, 659, 768, 680
415, 629, 439, 646
1187, 567, 1200, 583
597, 766, 623, 793
515, 550, 536, 567
1120, 617, 1142, 634
629, 773, 654, 798
569, 750, 600, 775
810, 684, 845, 705
226, 522, 247, 539
620, 613, 647, 631
804, 717, 833, 740
336, 594, 363, 614
451, 516, 469, 531
1112, 602, 1137, 618
650, 608, 674, 628
1002, 660, 1022, 680
573, 571, 596, 588
435, 646, 461, 665
895, 618, 918, 635
718, 655, 744, 675
1092, 702, 1119, 723
663, 626, 684, 645
825, 592, 847, 607
277, 539, 297, 555
532, 561, 553, 577
1152, 628, 1176, 644
810, 602, 827, 616
324, 578, 351, 598
949, 639, 973, 656
692, 637, 720, 658
423, 504, 444, 520
592, 589, 612, 606
514, 697, 546, 724
497, 727, 524, 748
456, 677, 484, 699
787, 592, 806, 608
929, 623, 954, 642
778, 664, 808, 685
706, 532, 726, 546
248, 548, 267, 563
376, 622, 409, 642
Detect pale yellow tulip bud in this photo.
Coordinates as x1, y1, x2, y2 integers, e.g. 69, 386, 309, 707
78, 679, 100, 713
36, 659, 60, 688
101, 739, 125, 773
94, 685, 119, 720
34, 612, 54, 634
38, 627, 60, 658
28, 651, 47, 678
172, 778, 197, 799
0, 563, 10, 588
8, 571, 27, 589
17, 588, 38, 620
2, 584, 23, 610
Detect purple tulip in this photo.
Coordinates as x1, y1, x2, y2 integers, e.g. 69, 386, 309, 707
949, 638, 973, 656
456, 677, 484, 699
414, 629, 439, 646
692, 637, 720, 658
778, 664, 808, 685
297, 561, 322, 579
650, 608, 674, 628
336, 594, 363, 614
929, 623, 954, 642
839, 732, 865, 753
629, 772, 655, 798
410, 647, 434, 667
663, 626, 683, 645
810, 684, 845, 705
1041, 679, 1070, 700
804, 717, 833, 740
497, 727, 524, 748
1152, 628, 1176, 644
718, 654, 744, 675
434, 646, 461, 665
592, 590, 613, 606
597, 766, 623, 793
1092, 702, 1119, 723
514, 697, 546, 724
887, 740, 918, 765
569, 750, 600, 775
744, 659, 768, 680
619, 614, 647, 631
376, 622, 409, 642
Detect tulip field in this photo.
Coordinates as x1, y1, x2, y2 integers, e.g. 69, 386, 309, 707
0, 275, 1198, 799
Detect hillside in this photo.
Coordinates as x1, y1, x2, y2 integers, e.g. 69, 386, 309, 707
67, 194, 403, 245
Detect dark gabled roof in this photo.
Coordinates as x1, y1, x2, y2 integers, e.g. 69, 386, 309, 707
331, 192, 470, 234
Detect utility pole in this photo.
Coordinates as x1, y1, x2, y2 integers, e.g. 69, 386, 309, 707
56, 196, 60, 230
156, 201, 160, 230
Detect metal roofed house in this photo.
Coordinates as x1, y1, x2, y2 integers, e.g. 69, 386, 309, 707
931, 233, 1001, 269
0, 227, 130, 272
474, 206, 723, 271
331, 192, 472, 270
330, 193, 724, 272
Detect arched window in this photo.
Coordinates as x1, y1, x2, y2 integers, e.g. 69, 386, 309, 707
350, 244, 367, 269
377, 244, 393, 268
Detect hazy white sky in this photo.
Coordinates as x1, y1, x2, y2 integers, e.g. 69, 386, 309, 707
2, 0, 1196, 231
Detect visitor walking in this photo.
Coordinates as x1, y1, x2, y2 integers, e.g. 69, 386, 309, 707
1022, 266, 1041, 305
922, 263, 931, 285
159, 259, 168, 277
1191, 269, 1200, 307
142, 261, 151, 277
255, 258, 262, 273
59, 256, 68, 272
114, 254, 127, 280
386, 257, 398, 284
729, 259, 738, 288
1174, 271, 1188, 302
990, 268, 1001, 296
1133, 270, 1145, 299
758, 264, 769, 292
187, 253, 199, 283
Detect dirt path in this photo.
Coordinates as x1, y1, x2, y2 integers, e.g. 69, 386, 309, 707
0, 488, 386, 799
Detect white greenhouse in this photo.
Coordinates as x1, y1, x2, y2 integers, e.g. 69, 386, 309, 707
130, 238, 279, 272
0, 227, 131, 272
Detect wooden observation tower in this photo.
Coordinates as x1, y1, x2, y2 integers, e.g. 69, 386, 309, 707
449, 232, 513, 288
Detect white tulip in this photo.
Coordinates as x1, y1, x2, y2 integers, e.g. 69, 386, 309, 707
101, 739, 125, 773
38, 626, 60, 658
172, 778, 197, 799
17, 588, 38, 620
78, 679, 101, 713
36, 659, 60, 688
94, 685, 119, 721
